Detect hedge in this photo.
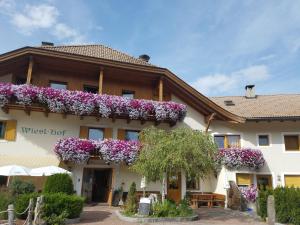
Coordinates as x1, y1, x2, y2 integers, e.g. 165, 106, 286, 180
15, 193, 84, 220
44, 174, 74, 195
258, 187, 300, 225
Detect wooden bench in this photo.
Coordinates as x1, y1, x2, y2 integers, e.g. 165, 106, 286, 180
189, 193, 225, 209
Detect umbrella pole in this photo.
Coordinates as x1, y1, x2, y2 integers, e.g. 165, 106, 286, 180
7, 176, 10, 187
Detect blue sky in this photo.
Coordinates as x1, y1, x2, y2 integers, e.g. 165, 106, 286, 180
1, 0, 300, 96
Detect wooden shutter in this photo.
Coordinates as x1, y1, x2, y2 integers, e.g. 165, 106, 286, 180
284, 135, 300, 151
117, 129, 126, 140
104, 128, 113, 139
285, 175, 300, 188
4, 120, 17, 141
236, 174, 252, 186
79, 126, 88, 139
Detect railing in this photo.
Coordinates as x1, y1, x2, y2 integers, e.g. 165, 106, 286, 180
0, 196, 44, 225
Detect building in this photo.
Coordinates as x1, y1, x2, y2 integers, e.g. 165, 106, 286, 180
0, 43, 299, 205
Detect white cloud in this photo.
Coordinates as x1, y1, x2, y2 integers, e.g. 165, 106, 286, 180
192, 65, 270, 96
11, 4, 58, 35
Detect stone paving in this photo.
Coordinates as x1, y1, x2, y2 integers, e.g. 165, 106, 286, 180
75, 205, 266, 225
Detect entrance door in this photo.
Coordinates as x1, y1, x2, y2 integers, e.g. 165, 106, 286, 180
92, 169, 112, 202
167, 172, 181, 203
257, 175, 273, 190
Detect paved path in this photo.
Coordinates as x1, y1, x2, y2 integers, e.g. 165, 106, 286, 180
75, 205, 266, 225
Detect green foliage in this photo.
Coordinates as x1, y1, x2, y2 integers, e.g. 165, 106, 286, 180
152, 199, 193, 217
124, 182, 137, 215
258, 187, 300, 225
43, 210, 68, 225
0, 192, 13, 219
43, 193, 84, 219
9, 178, 35, 196
15, 193, 39, 219
131, 127, 217, 183
44, 174, 74, 195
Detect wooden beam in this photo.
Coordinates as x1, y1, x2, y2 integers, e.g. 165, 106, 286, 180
159, 77, 164, 101
26, 56, 34, 84
98, 67, 104, 94
2, 106, 9, 114
205, 112, 216, 133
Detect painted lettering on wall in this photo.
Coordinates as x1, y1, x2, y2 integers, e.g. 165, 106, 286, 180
21, 127, 67, 136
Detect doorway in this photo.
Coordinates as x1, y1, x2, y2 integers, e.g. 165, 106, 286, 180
82, 168, 112, 203
167, 172, 181, 203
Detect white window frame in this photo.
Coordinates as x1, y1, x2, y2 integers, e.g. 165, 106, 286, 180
211, 132, 244, 148
256, 133, 272, 147
281, 132, 300, 154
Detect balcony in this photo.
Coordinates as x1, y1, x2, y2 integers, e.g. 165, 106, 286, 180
0, 83, 186, 125
54, 137, 140, 164
215, 147, 265, 170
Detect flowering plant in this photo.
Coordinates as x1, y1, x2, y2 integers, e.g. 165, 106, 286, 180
54, 137, 140, 164
240, 184, 258, 202
216, 148, 265, 170
0, 82, 186, 122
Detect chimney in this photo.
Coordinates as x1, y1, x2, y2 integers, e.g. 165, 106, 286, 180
139, 54, 150, 62
41, 41, 54, 47
245, 85, 256, 98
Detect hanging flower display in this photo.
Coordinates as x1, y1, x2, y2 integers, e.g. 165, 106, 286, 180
0, 82, 186, 122
216, 148, 265, 170
54, 137, 140, 164
240, 184, 258, 202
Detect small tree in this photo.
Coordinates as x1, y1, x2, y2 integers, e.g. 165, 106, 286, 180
131, 127, 217, 201
44, 174, 74, 195
124, 182, 137, 215
9, 178, 35, 196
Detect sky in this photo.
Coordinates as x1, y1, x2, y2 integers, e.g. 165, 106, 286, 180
1, 0, 300, 97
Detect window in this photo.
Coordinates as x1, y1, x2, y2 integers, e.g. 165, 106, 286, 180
285, 175, 300, 188
15, 77, 26, 85
258, 135, 270, 146
122, 90, 135, 99
257, 175, 272, 190
214, 135, 241, 148
0, 176, 7, 186
83, 85, 98, 94
284, 135, 300, 151
50, 81, 67, 90
0, 122, 5, 139
186, 177, 200, 190
236, 173, 253, 187
125, 130, 139, 141
88, 128, 104, 141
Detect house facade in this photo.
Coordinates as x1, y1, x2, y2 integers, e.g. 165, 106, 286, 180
0, 43, 299, 205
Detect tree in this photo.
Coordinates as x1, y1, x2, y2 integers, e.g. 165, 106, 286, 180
131, 127, 217, 201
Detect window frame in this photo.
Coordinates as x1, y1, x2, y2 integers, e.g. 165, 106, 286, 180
213, 134, 241, 148
257, 133, 271, 147
236, 173, 254, 187
125, 129, 140, 141
283, 174, 300, 188
83, 85, 99, 94
282, 133, 300, 152
0, 121, 6, 140
186, 177, 200, 191
122, 90, 135, 99
88, 127, 104, 141
49, 80, 68, 90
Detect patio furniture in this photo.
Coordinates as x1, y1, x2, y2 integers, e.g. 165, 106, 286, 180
212, 193, 226, 207
0, 165, 30, 176
189, 192, 225, 209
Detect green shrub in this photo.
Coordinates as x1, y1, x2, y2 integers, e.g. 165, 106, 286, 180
43, 193, 84, 219
44, 174, 74, 195
124, 182, 137, 215
258, 187, 300, 225
15, 193, 39, 219
177, 198, 193, 217
152, 199, 193, 218
0, 192, 13, 219
9, 178, 35, 196
43, 210, 68, 225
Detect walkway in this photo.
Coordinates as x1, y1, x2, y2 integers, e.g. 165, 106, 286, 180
75, 205, 266, 225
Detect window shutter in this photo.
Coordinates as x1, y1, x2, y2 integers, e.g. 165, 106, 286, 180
4, 120, 17, 141
236, 174, 252, 186
118, 129, 126, 140
79, 126, 88, 139
285, 175, 300, 188
104, 128, 113, 139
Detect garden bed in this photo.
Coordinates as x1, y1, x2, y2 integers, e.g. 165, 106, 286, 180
115, 210, 198, 223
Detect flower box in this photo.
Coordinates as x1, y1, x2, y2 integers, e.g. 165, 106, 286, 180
0, 83, 187, 122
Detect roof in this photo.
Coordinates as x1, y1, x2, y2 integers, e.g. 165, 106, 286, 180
211, 94, 300, 120
38, 44, 155, 67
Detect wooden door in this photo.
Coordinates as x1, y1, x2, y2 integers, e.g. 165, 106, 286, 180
257, 175, 273, 190
167, 172, 181, 203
